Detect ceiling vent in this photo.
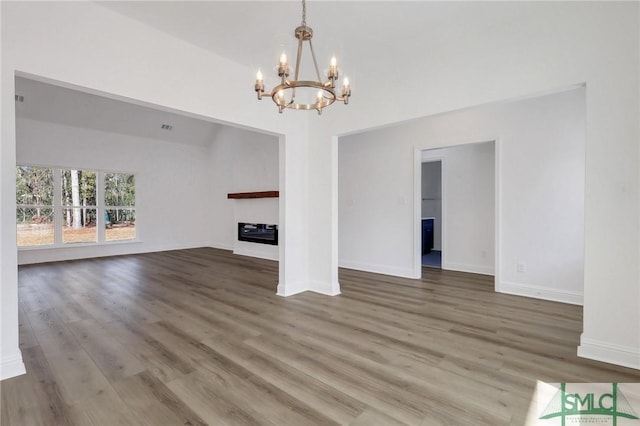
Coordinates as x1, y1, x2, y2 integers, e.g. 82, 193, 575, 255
15, 95, 24, 102
161, 124, 173, 131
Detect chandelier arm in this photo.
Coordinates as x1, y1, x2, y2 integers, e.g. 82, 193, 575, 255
294, 37, 304, 82
308, 39, 323, 83
291, 35, 306, 103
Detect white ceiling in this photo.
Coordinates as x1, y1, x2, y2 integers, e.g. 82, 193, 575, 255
14, 2, 531, 145
96, 1, 504, 84
97, 1, 460, 67
14, 76, 225, 147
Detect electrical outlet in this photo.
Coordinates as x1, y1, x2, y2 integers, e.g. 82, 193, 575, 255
517, 263, 526, 273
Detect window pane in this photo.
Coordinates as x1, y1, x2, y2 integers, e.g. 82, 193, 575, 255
105, 173, 135, 206
16, 166, 54, 206
105, 209, 136, 241
63, 208, 97, 244
17, 207, 54, 246
61, 169, 96, 207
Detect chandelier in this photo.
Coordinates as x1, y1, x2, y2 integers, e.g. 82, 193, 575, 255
254, 0, 351, 114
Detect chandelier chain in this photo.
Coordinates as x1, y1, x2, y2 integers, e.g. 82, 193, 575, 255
301, 0, 306, 26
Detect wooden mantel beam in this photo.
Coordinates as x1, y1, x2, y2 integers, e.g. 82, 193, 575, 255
227, 191, 279, 199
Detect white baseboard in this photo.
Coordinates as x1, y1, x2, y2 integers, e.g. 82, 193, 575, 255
309, 280, 341, 296
276, 280, 341, 297
233, 247, 278, 261
578, 336, 640, 370
208, 241, 233, 251
442, 261, 494, 276
339, 260, 417, 279
18, 241, 212, 265
276, 280, 308, 297
156, 242, 214, 252
1, 351, 26, 381
498, 280, 583, 305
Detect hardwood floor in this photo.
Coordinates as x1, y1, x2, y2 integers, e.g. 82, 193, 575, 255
2, 248, 639, 425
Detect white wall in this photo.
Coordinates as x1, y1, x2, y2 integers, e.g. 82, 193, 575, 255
422, 143, 495, 275
16, 118, 212, 264
421, 161, 442, 250
1, 1, 638, 375
340, 88, 584, 304
208, 126, 279, 260
1, 1, 310, 380
17, 115, 280, 265
318, 2, 639, 368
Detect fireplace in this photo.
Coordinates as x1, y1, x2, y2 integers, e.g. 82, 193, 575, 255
238, 223, 278, 245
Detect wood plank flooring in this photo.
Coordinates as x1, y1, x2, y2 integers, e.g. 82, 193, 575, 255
2, 248, 639, 425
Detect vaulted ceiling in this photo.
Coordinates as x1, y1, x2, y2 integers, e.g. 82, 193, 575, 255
97, 1, 530, 91
15, 2, 550, 144
97, 1, 470, 70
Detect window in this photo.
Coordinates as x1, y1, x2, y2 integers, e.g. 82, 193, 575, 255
62, 169, 97, 244
104, 173, 136, 241
16, 166, 136, 247
16, 166, 54, 246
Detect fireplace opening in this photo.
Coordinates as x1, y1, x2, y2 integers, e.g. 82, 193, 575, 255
238, 223, 278, 245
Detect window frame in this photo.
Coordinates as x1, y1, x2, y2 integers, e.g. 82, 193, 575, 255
103, 172, 136, 243
60, 169, 99, 245
16, 165, 138, 249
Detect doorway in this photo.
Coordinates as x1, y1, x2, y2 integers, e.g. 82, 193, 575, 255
416, 141, 496, 279
421, 160, 442, 268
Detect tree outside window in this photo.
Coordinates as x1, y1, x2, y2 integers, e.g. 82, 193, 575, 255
16, 166, 136, 247
104, 173, 136, 241
16, 166, 54, 246
61, 169, 97, 244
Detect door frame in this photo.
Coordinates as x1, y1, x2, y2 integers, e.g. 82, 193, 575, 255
413, 140, 501, 291
417, 157, 445, 269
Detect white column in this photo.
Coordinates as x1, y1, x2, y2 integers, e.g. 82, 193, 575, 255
305, 124, 341, 295
578, 77, 640, 369
0, 43, 26, 380
277, 123, 312, 296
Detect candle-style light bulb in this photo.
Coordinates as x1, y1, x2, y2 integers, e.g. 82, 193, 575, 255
278, 53, 289, 78
255, 69, 265, 99
317, 90, 323, 101
328, 56, 338, 84
342, 77, 351, 104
